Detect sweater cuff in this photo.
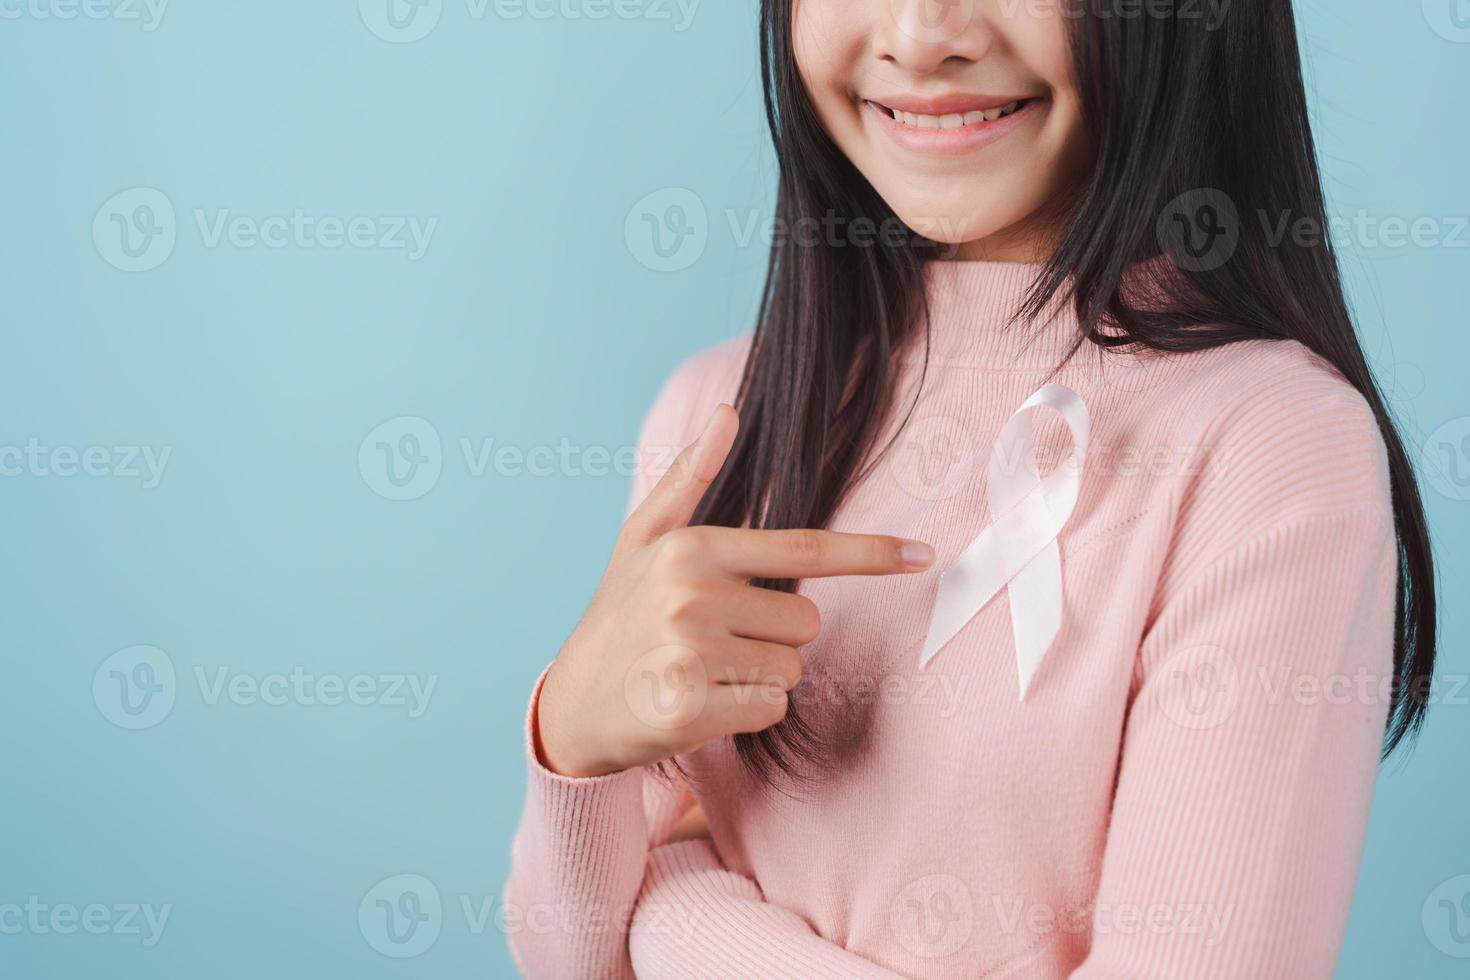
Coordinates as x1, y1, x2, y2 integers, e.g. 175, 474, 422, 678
519, 662, 648, 864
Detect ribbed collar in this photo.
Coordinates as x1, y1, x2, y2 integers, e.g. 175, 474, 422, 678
910, 258, 1086, 369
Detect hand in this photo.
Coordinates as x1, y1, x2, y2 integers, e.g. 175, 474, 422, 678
535, 404, 936, 778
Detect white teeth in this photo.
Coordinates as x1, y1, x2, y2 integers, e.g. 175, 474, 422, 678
887, 101, 1026, 129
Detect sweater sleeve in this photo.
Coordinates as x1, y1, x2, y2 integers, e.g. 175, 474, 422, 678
503, 670, 694, 979
502, 341, 751, 978
1070, 361, 1399, 978
629, 842, 908, 980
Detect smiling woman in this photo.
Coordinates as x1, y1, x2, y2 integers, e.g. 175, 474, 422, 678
0, 0, 1459, 978
504, 0, 1445, 977
794, 0, 1088, 254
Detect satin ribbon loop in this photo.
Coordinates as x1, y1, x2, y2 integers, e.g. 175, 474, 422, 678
916, 383, 1091, 700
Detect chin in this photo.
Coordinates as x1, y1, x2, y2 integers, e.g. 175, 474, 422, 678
885, 193, 1039, 252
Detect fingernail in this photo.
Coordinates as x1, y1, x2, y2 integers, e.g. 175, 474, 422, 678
901, 541, 935, 568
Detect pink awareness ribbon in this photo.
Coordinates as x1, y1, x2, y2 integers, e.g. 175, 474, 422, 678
916, 383, 1091, 700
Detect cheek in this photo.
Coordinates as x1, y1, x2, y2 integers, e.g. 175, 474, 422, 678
791, 1, 826, 87
792, 1, 865, 105
1008, 3, 1074, 81
1007, 9, 1085, 158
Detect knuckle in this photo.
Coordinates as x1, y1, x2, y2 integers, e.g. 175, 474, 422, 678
661, 584, 710, 624
658, 527, 705, 566
787, 529, 825, 565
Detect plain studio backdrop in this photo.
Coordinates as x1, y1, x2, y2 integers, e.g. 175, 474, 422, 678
0, 1, 1466, 977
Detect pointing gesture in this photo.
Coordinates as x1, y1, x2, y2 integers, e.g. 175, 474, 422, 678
536, 405, 936, 778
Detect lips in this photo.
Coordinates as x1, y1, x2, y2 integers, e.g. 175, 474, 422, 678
862, 96, 1042, 157
870, 99, 1028, 130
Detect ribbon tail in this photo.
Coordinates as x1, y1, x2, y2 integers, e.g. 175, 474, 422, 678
916, 526, 1010, 670
917, 491, 1057, 671
1008, 541, 1063, 700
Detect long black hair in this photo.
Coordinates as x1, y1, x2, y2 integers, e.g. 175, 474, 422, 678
691, 0, 1437, 781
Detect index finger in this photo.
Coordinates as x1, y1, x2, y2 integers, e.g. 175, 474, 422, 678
701, 527, 936, 580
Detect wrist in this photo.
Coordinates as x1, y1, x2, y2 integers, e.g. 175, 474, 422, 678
534, 661, 620, 778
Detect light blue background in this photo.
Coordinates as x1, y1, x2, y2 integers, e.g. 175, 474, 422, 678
1, 1, 1466, 977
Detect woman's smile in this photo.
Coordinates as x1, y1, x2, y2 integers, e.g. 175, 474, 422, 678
794, 0, 1085, 255
862, 94, 1044, 157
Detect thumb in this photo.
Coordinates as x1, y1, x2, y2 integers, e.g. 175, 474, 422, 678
623, 404, 738, 546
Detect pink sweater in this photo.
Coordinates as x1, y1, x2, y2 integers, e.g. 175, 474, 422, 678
505, 260, 1397, 979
